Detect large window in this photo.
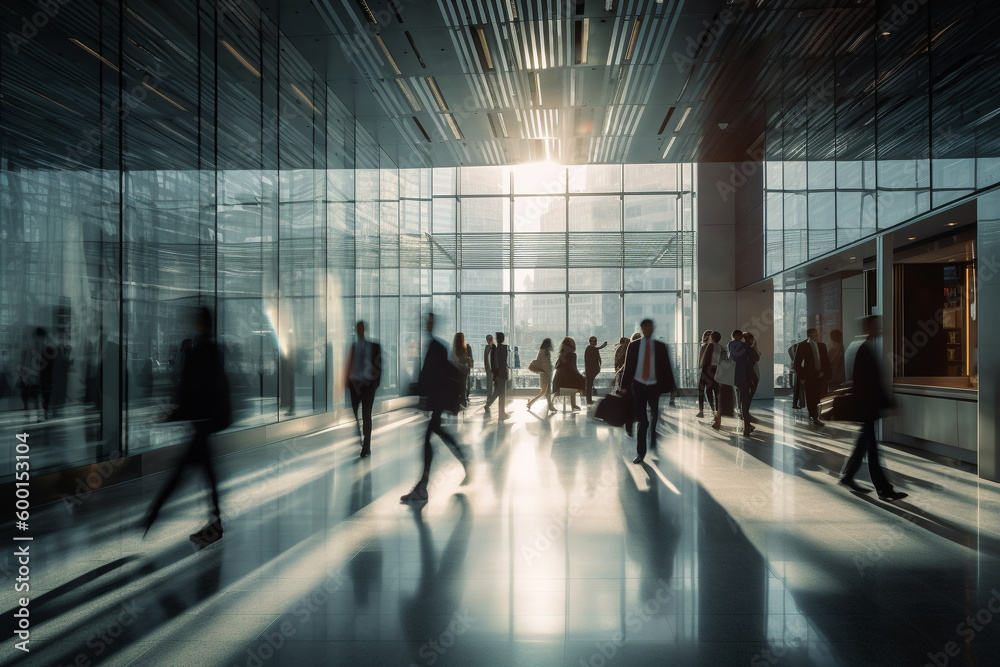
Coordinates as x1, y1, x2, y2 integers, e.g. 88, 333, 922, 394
431, 164, 697, 393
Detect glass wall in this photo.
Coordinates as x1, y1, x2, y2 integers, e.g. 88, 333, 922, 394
0, 0, 419, 479
762, 0, 1000, 276
0, 0, 698, 482
432, 163, 698, 394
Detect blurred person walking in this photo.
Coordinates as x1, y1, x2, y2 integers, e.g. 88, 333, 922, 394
697, 330, 720, 418
743, 331, 762, 408
622, 320, 675, 463
584, 337, 608, 405
451, 332, 473, 410
839, 316, 907, 501
346, 320, 382, 458
552, 337, 586, 412
401, 312, 470, 502
723, 330, 756, 437
526, 338, 556, 413
827, 329, 846, 392
483, 334, 496, 408
613, 337, 629, 393
143, 306, 231, 545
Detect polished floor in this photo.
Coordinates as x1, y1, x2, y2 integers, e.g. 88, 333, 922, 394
3, 397, 1000, 666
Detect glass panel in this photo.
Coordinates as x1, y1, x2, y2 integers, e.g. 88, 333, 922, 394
623, 195, 678, 231
514, 197, 565, 233
568, 165, 622, 193
568, 196, 621, 231
623, 164, 679, 192
461, 166, 511, 195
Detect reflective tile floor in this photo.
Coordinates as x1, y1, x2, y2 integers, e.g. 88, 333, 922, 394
3, 398, 1000, 666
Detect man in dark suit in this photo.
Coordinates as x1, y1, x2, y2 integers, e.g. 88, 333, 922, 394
584, 337, 608, 405
839, 316, 907, 501
794, 328, 831, 426
346, 320, 382, 457
401, 312, 469, 502
483, 334, 495, 409
485, 332, 510, 419
144, 306, 230, 545
728, 330, 757, 437
788, 341, 803, 409
622, 319, 675, 464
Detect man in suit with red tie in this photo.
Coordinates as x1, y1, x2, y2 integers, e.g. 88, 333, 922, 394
622, 319, 675, 464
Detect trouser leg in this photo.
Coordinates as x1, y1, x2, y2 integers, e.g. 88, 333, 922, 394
146, 438, 198, 527
419, 413, 437, 484
632, 383, 649, 459
361, 386, 375, 449
842, 419, 872, 481
193, 427, 221, 520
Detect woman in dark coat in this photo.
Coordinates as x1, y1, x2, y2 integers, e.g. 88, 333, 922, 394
552, 337, 585, 411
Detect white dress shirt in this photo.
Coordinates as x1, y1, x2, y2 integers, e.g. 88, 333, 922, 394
634, 337, 657, 385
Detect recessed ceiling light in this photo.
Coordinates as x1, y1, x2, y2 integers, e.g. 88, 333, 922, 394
946, 222, 957, 226
848, 256, 856, 261
908, 236, 916, 240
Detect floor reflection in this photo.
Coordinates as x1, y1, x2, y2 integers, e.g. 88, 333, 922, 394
4, 397, 1000, 666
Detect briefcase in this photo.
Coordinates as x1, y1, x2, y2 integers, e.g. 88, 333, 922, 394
595, 392, 630, 427
717, 385, 735, 418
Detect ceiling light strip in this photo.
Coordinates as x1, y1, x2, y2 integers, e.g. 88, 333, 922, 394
497, 112, 508, 138
395, 79, 421, 112
662, 135, 676, 158
290, 83, 321, 115
426, 76, 449, 111
219, 40, 260, 77
356, 0, 378, 25
625, 18, 641, 60
444, 113, 463, 140
143, 82, 187, 111
674, 107, 692, 132
476, 28, 495, 69
374, 34, 402, 74
70, 39, 120, 71
575, 19, 589, 65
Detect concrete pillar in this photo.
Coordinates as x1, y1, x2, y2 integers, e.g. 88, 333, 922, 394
876, 233, 894, 443
697, 163, 772, 398
977, 193, 1000, 482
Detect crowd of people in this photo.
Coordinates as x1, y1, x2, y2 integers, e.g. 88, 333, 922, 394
141, 310, 906, 543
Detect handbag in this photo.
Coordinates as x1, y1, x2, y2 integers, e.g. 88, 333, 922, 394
715, 358, 736, 386
528, 358, 543, 373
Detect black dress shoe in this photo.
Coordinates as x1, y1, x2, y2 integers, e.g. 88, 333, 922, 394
743, 424, 754, 437
696, 411, 704, 418
632, 456, 644, 464
811, 418, 825, 427
877, 490, 908, 502
839, 478, 872, 493
360, 448, 370, 458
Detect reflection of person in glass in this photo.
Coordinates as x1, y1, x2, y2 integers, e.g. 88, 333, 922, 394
144, 306, 231, 546
401, 312, 470, 502
839, 316, 908, 501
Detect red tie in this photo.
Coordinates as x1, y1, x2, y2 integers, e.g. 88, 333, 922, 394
641, 340, 651, 381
